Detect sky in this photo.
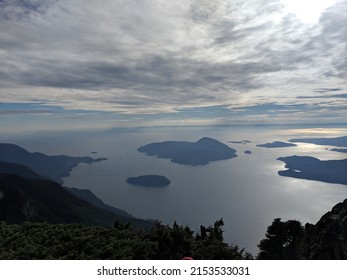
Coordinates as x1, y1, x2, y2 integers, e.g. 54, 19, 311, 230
0, 0, 346, 132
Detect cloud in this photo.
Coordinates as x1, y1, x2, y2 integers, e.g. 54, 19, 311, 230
0, 0, 346, 126
298, 93, 347, 99
0, 0, 57, 21
313, 88, 343, 93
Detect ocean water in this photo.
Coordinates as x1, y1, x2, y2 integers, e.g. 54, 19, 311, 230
3, 126, 347, 255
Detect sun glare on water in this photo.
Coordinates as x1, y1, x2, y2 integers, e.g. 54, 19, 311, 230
280, 0, 338, 23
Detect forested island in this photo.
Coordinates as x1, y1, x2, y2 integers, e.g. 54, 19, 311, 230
257, 141, 297, 148
126, 175, 171, 187
137, 137, 237, 166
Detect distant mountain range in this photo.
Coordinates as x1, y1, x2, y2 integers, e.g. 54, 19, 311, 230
289, 135, 347, 147
331, 148, 347, 154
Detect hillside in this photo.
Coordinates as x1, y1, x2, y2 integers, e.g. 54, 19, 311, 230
0, 161, 45, 180
0, 161, 134, 219
0, 173, 153, 230
64, 186, 133, 218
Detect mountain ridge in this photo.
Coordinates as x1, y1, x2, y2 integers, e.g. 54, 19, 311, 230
0, 143, 107, 184
0, 161, 153, 230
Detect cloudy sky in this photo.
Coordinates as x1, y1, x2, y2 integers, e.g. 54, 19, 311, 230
0, 0, 346, 132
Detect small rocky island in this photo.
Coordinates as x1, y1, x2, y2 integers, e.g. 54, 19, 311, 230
137, 137, 237, 166
126, 175, 171, 187
257, 141, 297, 148
229, 140, 251, 144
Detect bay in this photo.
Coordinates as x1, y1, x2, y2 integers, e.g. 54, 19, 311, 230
3, 126, 347, 255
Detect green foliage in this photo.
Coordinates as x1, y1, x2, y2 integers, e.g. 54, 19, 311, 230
193, 218, 244, 260
0, 219, 250, 260
257, 218, 305, 259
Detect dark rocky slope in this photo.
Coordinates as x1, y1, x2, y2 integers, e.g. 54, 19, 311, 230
303, 198, 347, 259
258, 198, 347, 259
0, 173, 153, 230
0, 161, 134, 219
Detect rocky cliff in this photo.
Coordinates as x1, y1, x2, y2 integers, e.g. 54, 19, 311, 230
303, 198, 347, 259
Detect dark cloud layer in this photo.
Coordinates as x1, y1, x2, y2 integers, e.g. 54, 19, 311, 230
0, 0, 346, 126
313, 88, 343, 93
298, 93, 347, 99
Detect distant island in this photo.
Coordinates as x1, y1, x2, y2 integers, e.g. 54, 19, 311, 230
137, 137, 237, 166
229, 140, 251, 144
0, 143, 107, 184
126, 175, 171, 187
277, 155, 347, 185
289, 135, 347, 147
257, 141, 297, 148
331, 148, 347, 154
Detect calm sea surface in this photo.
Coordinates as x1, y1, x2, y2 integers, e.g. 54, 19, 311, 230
3, 126, 347, 254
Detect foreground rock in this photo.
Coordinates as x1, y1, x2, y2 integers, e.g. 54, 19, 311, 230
303, 198, 347, 259
258, 198, 347, 259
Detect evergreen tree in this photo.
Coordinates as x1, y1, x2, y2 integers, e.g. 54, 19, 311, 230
257, 218, 304, 259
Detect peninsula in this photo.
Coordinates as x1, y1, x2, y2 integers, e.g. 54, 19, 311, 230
0, 143, 107, 184
277, 155, 347, 185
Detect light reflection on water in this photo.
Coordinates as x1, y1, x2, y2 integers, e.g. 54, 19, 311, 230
3, 126, 347, 255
